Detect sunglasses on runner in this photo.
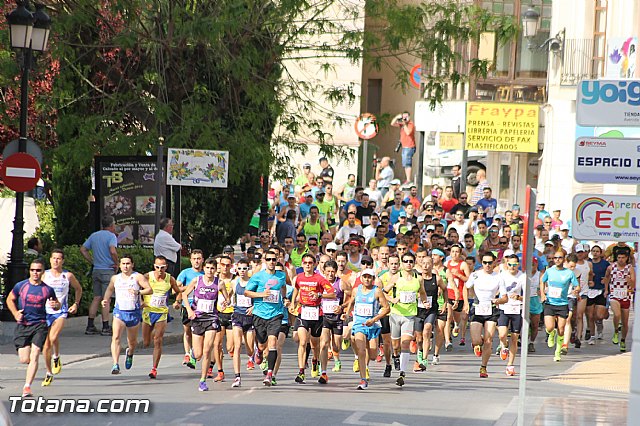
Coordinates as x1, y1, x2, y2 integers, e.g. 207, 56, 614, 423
403, 259, 414, 264
154, 265, 167, 270
30, 268, 42, 272
482, 261, 493, 265
553, 256, 564, 260
265, 257, 277, 262
507, 263, 519, 267
236, 267, 249, 271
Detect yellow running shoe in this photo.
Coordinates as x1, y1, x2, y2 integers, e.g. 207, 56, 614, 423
353, 358, 359, 373
52, 356, 62, 375
41, 373, 53, 387
342, 338, 351, 351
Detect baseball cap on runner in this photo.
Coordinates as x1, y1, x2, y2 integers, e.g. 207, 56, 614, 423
361, 268, 376, 277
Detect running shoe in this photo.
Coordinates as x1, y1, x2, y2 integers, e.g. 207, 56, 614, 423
528, 342, 536, 353
554, 354, 561, 362
254, 349, 263, 365
213, 371, 225, 382
500, 347, 509, 361
260, 358, 268, 372
353, 358, 360, 373
432, 355, 440, 365
182, 354, 190, 366
295, 373, 306, 384
332, 360, 342, 372
111, 364, 121, 375
101, 326, 113, 336
318, 373, 329, 384
232, 377, 241, 388
620, 341, 627, 352
22, 386, 33, 397
199, 380, 209, 391
85, 325, 100, 335
587, 337, 596, 345
357, 379, 368, 390
149, 368, 157, 379
341, 338, 351, 351
459, 338, 466, 346
383, 364, 392, 377
328, 350, 334, 360
366, 367, 370, 380
207, 366, 214, 379
395, 372, 405, 387
474, 345, 482, 357
570, 330, 576, 344
263, 373, 273, 387
246, 359, 255, 370
187, 356, 196, 369
479, 366, 488, 378
393, 356, 400, 371
311, 360, 319, 378
271, 376, 277, 386
445, 342, 453, 352
612, 332, 619, 345
547, 329, 557, 348
574, 339, 581, 349
505, 366, 516, 376
42, 373, 53, 387
560, 345, 568, 356
584, 329, 591, 341
52, 356, 62, 375
413, 361, 426, 372
452, 326, 459, 338
417, 350, 424, 365
554, 344, 563, 361
376, 345, 383, 362
125, 348, 133, 370
410, 340, 417, 354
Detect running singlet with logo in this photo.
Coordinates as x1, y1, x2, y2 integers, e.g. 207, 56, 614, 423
143, 273, 171, 314
217, 279, 235, 314
234, 278, 253, 315
295, 272, 334, 316
391, 271, 420, 317
609, 263, 632, 302
446, 260, 465, 301
419, 274, 438, 312
114, 273, 141, 312
12, 280, 56, 325
177, 267, 204, 307
323, 278, 343, 318
352, 286, 380, 327
44, 270, 70, 315
466, 271, 501, 309
542, 267, 578, 306
191, 276, 220, 319
303, 221, 322, 240
246, 270, 287, 320
498, 271, 525, 313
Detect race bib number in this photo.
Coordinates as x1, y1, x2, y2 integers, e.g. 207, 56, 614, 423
475, 301, 492, 316
503, 303, 521, 314
355, 303, 373, 317
363, 216, 371, 225
418, 296, 432, 309
587, 289, 602, 299
301, 306, 320, 320
150, 294, 167, 308
197, 299, 216, 313
547, 286, 562, 299
322, 299, 339, 313
264, 289, 280, 304
399, 291, 416, 304
116, 289, 137, 311
236, 294, 252, 308
612, 287, 627, 300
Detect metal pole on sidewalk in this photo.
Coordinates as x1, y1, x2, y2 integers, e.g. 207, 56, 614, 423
518, 186, 536, 426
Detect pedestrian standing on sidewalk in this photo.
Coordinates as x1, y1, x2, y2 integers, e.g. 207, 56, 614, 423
154, 217, 182, 277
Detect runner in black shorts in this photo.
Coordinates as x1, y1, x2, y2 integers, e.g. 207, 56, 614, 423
320, 261, 352, 373
496, 254, 526, 376
416, 257, 447, 371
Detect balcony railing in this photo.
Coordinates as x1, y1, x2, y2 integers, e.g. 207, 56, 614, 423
560, 38, 603, 86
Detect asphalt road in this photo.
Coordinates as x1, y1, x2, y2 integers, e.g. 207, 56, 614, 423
0, 325, 630, 426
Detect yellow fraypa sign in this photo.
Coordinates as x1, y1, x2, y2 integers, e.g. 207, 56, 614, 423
465, 102, 539, 152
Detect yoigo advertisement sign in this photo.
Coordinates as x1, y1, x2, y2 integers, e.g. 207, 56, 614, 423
576, 79, 640, 127
573, 194, 640, 241
574, 137, 640, 183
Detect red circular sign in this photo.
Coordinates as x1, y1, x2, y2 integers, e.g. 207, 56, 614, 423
410, 64, 421, 89
1, 152, 41, 192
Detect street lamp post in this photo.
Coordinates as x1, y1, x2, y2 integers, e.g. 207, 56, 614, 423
1, 1, 51, 321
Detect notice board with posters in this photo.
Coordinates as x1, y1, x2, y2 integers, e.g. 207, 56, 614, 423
95, 156, 167, 248
465, 102, 539, 152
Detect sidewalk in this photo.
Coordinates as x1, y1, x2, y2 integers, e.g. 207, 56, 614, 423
0, 314, 184, 370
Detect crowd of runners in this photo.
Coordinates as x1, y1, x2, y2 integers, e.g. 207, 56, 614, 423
6, 160, 636, 396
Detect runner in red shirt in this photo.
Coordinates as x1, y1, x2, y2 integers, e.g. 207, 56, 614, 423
291, 253, 336, 384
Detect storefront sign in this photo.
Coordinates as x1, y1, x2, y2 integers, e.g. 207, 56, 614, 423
576, 79, 640, 127
167, 148, 229, 188
465, 102, 538, 152
572, 194, 640, 241
574, 137, 640, 183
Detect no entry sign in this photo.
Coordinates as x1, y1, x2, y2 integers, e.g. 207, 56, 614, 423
1, 152, 41, 192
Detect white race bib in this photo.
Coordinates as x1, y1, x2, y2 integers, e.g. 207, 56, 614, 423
399, 291, 416, 304
547, 286, 562, 299
475, 301, 492, 316
264, 289, 280, 304
322, 299, 340, 314
363, 216, 371, 225
587, 289, 602, 299
236, 294, 252, 308
300, 306, 320, 320
418, 296, 432, 309
355, 303, 373, 317
503, 303, 521, 314
612, 287, 627, 299
150, 294, 167, 308
116, 289, 137, 311
197, 299, 216, 313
